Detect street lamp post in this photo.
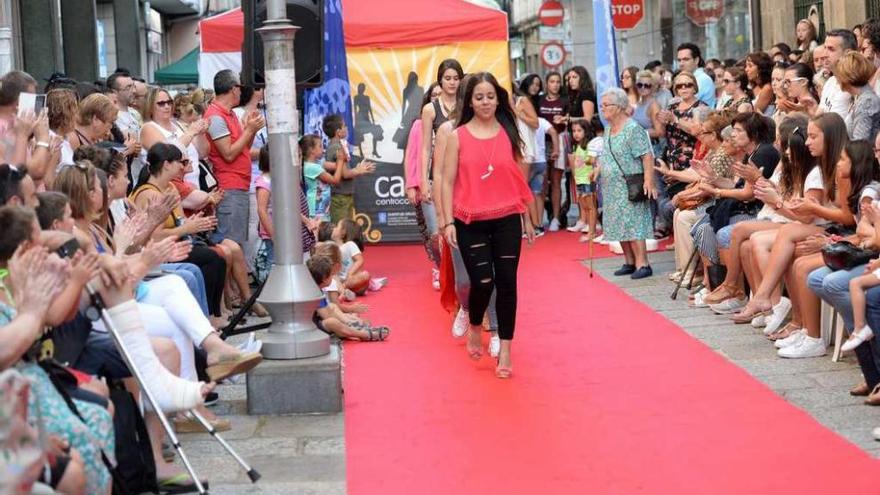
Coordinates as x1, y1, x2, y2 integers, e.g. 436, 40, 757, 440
256, 0, 330, 359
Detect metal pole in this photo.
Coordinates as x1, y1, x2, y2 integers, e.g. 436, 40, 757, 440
256, 0, 329, 359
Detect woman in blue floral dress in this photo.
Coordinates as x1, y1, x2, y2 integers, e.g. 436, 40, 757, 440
598, 88, 657, 279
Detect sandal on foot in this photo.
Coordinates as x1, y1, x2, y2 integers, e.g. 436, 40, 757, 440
206, 352, 263, 382
365, 326, 390, 341
729, 301, 773, 324
495, 358, 512, 379
466, 330, 483, 360
767, 322, 799, 341
158, 473, 209, 494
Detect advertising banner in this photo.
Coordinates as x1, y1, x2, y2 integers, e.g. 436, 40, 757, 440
345, 41, 510, 243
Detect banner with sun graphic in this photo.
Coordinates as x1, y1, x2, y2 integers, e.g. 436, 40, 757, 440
346, 41, 511, 243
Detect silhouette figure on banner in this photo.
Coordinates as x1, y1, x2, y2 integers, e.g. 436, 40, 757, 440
353, 83, 384, 159
393, 71, 425, 150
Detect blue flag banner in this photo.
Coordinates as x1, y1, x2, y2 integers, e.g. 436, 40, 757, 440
303, 0, 354, 142
592, 0, 619, 125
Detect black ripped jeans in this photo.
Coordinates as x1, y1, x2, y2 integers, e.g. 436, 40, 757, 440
455, 213, 523, 340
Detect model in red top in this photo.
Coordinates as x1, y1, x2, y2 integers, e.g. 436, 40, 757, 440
441, 72, 534, 379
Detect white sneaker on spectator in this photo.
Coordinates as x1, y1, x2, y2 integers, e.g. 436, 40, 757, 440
368, 277, 389, 292
751, 314, 767, 328
567, 221, 587, 232
774, 329, 805, 349
489, 332, 500, 358
432, 268, 440, 291
872, 426, 880, 441
762, 297, 791, 336
841, 325, 874, 352
778, 335, 826, 358
548, 219, 560, 232
452, 308, 469, 338
689, 287, 710, 308
709, 297, 747, 315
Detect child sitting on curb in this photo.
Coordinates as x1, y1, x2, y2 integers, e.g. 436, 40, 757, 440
307, 255, 389, 341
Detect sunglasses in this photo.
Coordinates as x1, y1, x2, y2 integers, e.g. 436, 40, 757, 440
636, 82, 653, 89
156, 100, 174, 107
674, 82, 696, 90
722, 78, 735, 84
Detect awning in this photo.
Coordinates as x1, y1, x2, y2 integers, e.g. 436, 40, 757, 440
154, 47, 199, 85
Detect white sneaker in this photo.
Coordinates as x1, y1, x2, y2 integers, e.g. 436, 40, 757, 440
709, 297, 747, 315
452, 308, 469, 338
751, 314, 767, 328
548, 219, 560, 232
762, 297, 792, 336
567, 221, 587, 232
872, 426, 880, 441
488, 332, 500, 358
778, 335, 826, 358
775, 329, 805, 349
432, 268, 440, 291
841, 325, 875, 352
689, 287, 710, 308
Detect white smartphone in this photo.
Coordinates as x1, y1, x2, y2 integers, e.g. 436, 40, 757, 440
17, 92, 46, 117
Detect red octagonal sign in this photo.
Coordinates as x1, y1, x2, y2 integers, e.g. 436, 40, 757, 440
686, 0, 724, 26
611, 0, 645, 31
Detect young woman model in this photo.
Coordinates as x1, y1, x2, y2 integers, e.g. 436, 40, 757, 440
441, 72, 534, 379
420, 59, 464, 204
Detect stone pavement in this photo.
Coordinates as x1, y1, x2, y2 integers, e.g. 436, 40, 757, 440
591, 249, 880, 457
170, 332, 346, 495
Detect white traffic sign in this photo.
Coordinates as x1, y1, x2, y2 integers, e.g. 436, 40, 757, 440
541, 41, 566, 67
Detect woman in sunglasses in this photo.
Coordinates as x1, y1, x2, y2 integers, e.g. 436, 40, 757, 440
632, 70, 665, 158
776, 63, 818, 117
719, 67, 753, 115
655, 71, 707, 239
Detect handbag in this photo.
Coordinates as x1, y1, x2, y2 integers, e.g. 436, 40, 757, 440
821, 241, 877, 271
606, 135, 646, 202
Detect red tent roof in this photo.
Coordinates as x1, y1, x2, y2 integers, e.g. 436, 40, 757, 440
342, 0, 508, 48
200, 8, 244, 53
200, 0, 507, 52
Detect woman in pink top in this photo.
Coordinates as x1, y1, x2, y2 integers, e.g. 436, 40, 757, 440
441, 72, 535, 379
405, 82, 442, 287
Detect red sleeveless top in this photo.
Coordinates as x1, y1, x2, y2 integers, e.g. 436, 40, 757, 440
453, 125, 532, 224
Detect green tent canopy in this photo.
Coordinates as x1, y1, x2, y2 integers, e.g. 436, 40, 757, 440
154, 47, 199, 85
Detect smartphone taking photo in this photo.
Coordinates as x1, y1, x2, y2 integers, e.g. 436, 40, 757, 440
17, 92, 47, 118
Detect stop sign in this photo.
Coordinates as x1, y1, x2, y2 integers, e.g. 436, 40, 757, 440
611, 0, 644, 31
686, 0, 724, 26
538, 0, 565, 27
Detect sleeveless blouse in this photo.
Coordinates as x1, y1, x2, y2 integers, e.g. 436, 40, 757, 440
130, 182, 184, 229
452, 126, 532, 224
633, 99, 653, 133
432, 100, 450, 132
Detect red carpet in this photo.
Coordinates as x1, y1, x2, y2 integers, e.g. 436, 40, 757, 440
344, 233, 878, 494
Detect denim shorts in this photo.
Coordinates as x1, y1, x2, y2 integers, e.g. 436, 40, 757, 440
528, 162, 547, 193
576, 183, 595, 195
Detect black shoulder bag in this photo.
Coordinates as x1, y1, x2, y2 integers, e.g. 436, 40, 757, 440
607, 134, 646, 202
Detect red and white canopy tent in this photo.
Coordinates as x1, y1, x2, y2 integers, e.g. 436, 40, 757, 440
197, 0, 509, 90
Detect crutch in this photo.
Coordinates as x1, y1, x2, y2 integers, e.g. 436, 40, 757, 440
670, 246, 699, 300
587, 234, 594, 278
85, 285, 262, 493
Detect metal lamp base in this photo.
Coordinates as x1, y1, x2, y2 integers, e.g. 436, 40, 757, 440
258, 263, 330, 359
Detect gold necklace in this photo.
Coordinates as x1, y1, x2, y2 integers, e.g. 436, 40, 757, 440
474, 123, 500, 180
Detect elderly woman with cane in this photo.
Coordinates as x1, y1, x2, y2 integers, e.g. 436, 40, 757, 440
598, 87, 658, 279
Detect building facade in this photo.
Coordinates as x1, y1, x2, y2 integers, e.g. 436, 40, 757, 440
2, 0, 238, 84
509, 0, 871, 80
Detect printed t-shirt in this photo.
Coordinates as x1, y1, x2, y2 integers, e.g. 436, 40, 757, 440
304, 161, 332, 219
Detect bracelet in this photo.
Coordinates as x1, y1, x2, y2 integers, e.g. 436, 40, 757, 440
443, 222, 455, 229
35, 141, 50, 149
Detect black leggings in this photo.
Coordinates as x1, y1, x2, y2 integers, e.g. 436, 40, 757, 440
455, 213, 522, 340
185, 245, 227, 317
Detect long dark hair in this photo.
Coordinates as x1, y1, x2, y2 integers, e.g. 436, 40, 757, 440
421, 82, 440, 108
812, 113, 849, 203
518, 74, 543, 113
785, 63, 816, 99
845, 140, 880, 213
747, 52, 774, 86
456, 72, 523, 162
137, 142, 183, 188
777, 113, 812, 197
436, 59, 464, 85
